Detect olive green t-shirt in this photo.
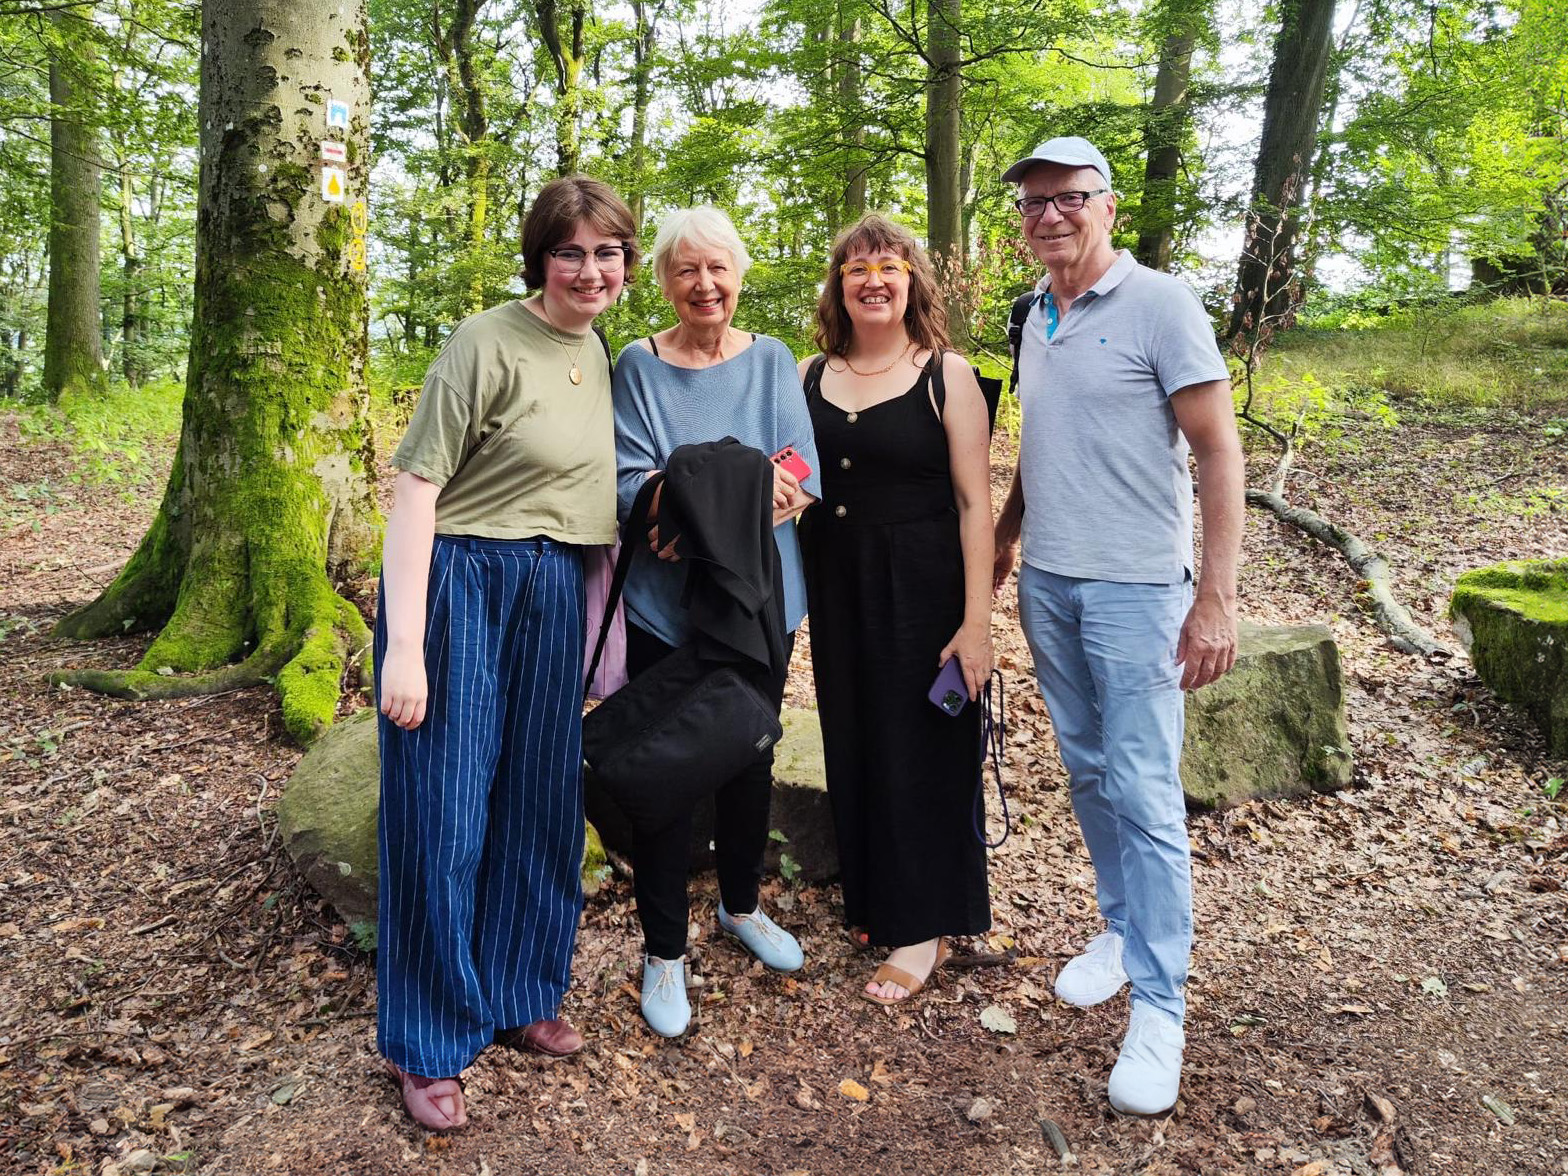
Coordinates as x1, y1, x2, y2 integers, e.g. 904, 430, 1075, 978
393, 299, 617, 543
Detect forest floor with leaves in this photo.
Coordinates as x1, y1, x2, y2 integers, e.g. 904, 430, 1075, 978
2, 391, 1567, 1176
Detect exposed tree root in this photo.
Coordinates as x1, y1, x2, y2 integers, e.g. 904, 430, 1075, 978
1242, 416, 1460, 659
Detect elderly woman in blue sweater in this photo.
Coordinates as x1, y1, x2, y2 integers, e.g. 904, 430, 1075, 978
611, 206, 821, 1037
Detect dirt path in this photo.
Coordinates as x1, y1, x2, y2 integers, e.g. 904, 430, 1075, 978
1, 404, 1565, 1175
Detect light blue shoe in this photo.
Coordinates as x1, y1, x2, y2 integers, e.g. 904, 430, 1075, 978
717, 902, 804, 972
640, 955, 690, 1038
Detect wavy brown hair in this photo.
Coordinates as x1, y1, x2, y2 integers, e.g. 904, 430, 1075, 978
813, 213, 950, 358
520, 175, 640, 291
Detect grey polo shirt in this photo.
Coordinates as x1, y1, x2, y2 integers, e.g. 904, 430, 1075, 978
1017, 250, 1230, 584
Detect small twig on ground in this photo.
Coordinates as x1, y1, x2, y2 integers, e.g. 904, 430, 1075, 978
945, 948, 1017, 970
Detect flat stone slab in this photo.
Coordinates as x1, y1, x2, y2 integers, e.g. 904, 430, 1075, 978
1180, 621, 1354, 809
1451, 559, 1568, 755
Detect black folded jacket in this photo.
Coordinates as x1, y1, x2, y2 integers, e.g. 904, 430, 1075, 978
661, 438, 787, 676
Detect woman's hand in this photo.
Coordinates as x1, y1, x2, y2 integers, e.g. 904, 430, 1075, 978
647, 524, 681, 562
938, 621, 993, 702
772, 461, 799, 511
380, 642, 429, 730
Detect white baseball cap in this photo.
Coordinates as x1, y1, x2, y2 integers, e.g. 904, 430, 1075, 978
1002, 136, 1112, 187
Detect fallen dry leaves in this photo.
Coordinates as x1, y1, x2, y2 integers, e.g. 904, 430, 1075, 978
1, 404, 1566, 1174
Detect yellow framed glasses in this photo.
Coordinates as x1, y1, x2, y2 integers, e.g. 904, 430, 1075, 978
839, 258, 912, 280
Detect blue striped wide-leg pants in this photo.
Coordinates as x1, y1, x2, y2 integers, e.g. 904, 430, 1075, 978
374, 535, 587, 1079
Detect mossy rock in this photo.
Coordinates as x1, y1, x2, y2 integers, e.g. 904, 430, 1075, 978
1180, 622, 1354, 810
1451, 558, 1568, 756
277, 707, 608, 926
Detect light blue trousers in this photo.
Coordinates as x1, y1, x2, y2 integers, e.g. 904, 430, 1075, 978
375, 536, 586, 1078
1017, 563, 1192, 1022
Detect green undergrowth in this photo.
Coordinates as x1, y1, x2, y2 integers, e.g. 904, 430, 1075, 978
8, 378, 184, 487
1266, 296, 1568, 413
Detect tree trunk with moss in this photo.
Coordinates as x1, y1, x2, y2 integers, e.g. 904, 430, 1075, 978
43, 11, 108, 402
52, 0, 379, 746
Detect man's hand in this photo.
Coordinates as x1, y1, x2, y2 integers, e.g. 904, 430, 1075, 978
992, 538, 1018, 597
1175, 593, 1237, 690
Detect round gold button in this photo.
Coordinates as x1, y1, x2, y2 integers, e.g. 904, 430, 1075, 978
846, 411, 859, 423
839, 457, 851, 469
834, 505, 847, 518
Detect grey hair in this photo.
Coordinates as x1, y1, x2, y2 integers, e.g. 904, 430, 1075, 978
649, 206, 753, 288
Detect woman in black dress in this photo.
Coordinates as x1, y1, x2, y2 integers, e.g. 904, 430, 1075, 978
798, 213, 994, 1004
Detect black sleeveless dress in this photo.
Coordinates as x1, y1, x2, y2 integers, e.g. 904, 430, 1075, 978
800, 357, 991, 947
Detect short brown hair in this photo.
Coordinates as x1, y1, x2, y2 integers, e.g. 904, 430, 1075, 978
520, 175, 640, 290
813, 213, 950, 358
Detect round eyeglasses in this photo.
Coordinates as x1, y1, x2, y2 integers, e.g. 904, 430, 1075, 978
839, 259, 912, 280
548, 245, 630, 273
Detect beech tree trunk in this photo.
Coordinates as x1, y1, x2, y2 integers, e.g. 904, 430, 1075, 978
43, 12, 107, 402
1227, 0, 1336, 338
1135, 21, 1198, 272
435, 0, 490, 316
536, 0, 587, 176
628, 0, 662, 229
923, 0, 963, 335
52, 0, 379, 746
838, 4, 867, 226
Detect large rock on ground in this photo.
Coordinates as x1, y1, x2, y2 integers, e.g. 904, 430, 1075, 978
1180, 621, 1354, 809
1451, 559, 1568, 755
277, 708, 609, 931
283, 621, 1351, 912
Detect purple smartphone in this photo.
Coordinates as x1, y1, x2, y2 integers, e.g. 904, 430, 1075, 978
928, 656, 969, 716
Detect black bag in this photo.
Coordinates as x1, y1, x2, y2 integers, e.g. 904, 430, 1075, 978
581, 474, 783, 830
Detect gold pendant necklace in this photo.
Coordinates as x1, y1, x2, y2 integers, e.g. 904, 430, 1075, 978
842, 339, 912, 377
538, 296, 588, 385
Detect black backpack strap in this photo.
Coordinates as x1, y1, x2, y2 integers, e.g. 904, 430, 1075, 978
593, 325, 614, 372
1007, 291, 1037, 396
803, 354, 829, 398
583, 472, 663, 697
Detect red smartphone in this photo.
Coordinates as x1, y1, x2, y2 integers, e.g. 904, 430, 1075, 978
771, 445, 812, 482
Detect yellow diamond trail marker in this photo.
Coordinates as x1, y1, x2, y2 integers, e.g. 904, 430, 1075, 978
321, 166, 346, 203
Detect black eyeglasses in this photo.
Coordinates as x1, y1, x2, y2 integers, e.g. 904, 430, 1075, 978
548, 245, 629, 273
1013, 189, 1108, 217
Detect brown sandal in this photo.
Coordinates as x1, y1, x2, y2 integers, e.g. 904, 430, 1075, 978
861, 938, 951, 1006
382, 1058, 467, 1131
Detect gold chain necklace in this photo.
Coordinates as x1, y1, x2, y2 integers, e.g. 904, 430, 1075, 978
538, 295, 589, 385
841, 339, 912, 378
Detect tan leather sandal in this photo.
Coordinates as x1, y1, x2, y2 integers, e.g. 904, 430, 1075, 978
861, 938, 951, 1006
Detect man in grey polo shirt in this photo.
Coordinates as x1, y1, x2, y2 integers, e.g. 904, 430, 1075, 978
993, 136, 1244, 1115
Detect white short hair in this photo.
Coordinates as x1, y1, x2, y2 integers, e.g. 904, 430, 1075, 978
650, 206, 752, 288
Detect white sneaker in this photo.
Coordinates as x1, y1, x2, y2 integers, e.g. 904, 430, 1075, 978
1053, 930, 1128, 1006
1107, 1003, 1185, 1115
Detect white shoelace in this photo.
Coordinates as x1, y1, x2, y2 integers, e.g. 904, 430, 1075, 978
645, 958, 682, 1000
730, 911, 784, 945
